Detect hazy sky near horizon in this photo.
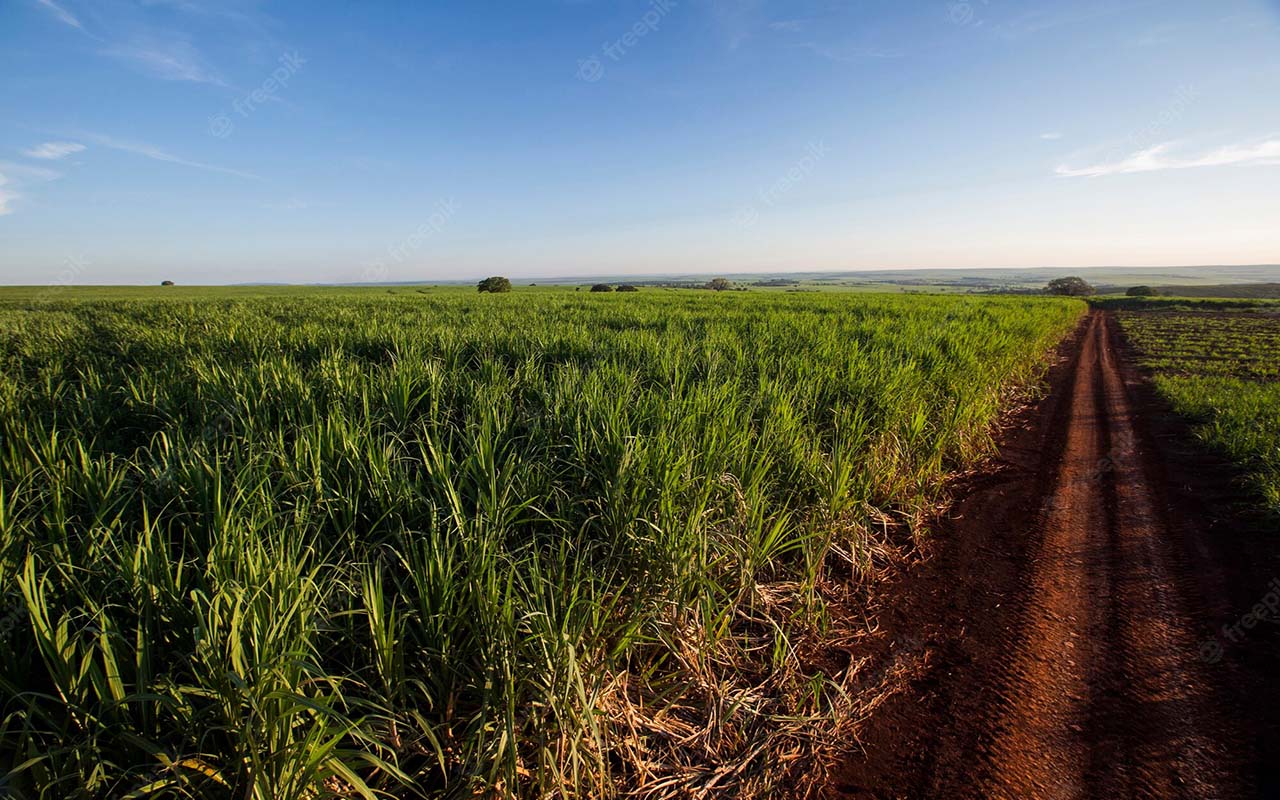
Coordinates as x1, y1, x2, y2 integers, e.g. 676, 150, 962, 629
2, 0, 1279, 284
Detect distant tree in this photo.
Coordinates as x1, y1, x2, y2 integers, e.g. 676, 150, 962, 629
1045, 277, 1095, 297
616, 284, 640, 293
1126, 285, 1159, 297
705, 278, 733, 291
590, 283, 614, 293
160, 280, 175, 286
477, 276, 512, 293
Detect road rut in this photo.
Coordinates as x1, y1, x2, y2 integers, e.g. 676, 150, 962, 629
829, 311, 1278, 799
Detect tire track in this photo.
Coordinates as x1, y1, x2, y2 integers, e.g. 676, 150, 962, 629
830, 311, 1264, 799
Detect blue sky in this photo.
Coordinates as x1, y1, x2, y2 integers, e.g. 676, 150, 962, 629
2, 0, 1279, 284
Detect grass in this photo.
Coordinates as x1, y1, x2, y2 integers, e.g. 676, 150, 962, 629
0, 288, 1084, 798
1116, 305, 1280, 515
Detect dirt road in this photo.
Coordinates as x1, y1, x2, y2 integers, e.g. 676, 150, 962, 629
829, 311, 1280, 799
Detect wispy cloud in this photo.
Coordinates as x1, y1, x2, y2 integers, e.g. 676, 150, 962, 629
38, 0, 279, 88
0, 172, 17, 216
1040, 132, 1064, 141
79, 132, 259, 179
103, 38, 226, 85
1056, 139, 1280, 178
989, 0, 1162, 40
801, 41, 905, 62
34, 0, 107, 41
0, 161, 64, 216
36, 0, 83, 30
1129, 22, 1181, 48
707, 0, 765, 50
138, 0, 268, 30
0, 161, 63, 182
23, 141, 86, 160
263, 197, 311, 211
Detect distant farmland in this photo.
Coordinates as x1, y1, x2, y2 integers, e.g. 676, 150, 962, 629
1148, 283, 1280, 299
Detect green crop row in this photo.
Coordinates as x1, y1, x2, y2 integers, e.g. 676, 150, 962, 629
0, 290, 1083, 799
1117, 310, 1280, 516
